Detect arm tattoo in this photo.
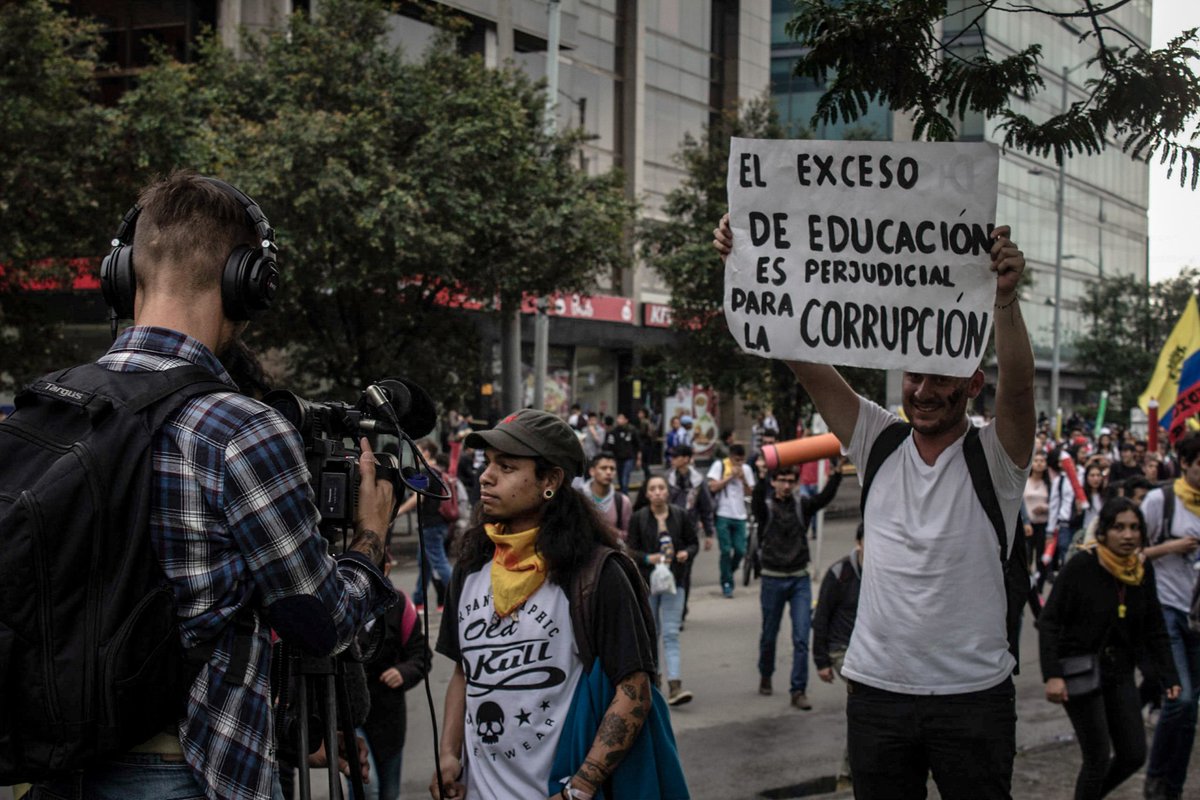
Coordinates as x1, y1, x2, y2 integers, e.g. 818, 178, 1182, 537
574, 673, 651, 790
349, 528, 385, 567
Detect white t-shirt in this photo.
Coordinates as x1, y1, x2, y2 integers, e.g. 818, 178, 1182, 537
1143, 487, 1200, 613
453, 571, 583, 799
706, 460, 756, 519
843, 397, 1029, 695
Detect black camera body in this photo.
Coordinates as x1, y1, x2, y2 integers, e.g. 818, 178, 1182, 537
265, 379, 437, 540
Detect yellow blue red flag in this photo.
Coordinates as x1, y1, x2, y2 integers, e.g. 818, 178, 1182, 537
1139, 295, 1200, 443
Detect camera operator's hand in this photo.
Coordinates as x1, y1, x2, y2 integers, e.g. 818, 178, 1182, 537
351, 437, 394, 567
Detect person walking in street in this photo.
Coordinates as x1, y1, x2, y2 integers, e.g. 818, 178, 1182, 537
397, 439, 454, 611
666, 443, 716, 624
813, 522, 865, 792
629, 475, 700, 706
707, 443, 756, 598
611, 411, 642, 495
751, 460, 844, 709
715, 216, 1034, 799
430, 410, 684, 800
1049, 446, 1084, 579
580, 451, 632, 542
1039, 496, 1179, 800
1024, 451, 1052, 591
1140, 433, 1200, 800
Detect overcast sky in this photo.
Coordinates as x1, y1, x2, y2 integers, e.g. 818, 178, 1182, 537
1148, 0, 1200, 281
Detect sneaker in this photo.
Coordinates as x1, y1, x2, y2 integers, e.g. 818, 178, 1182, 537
436, 605, 445, 613
722, 583, 733, 598
791, 691, 813, 710
414, 603, 425, 613
759, 677, 773, 696
667, 680, 693, 706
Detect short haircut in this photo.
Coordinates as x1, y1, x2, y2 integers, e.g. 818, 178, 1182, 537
771, 464, 799, 478
1119, 442, 1136, 453
1178, 433, 1200, 465
1122, 476, 1154, 496
418, 438, 439, 457
590, 451, 616, 468
729, 444, 746, 457
434, 452, 450, 470
132, 171, 257, 298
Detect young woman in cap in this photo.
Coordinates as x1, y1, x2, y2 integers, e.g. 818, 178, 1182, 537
430, 410, 687, 800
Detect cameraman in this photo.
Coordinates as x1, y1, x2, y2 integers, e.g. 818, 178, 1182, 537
29, 173, 396, 800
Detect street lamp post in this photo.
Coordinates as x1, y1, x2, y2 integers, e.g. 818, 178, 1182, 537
533, 0, 562, 411
1051, 63, 1067, 422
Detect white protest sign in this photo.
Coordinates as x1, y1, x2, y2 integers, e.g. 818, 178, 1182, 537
725, 138, 1000, 378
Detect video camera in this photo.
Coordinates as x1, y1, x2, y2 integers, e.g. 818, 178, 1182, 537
264, 378, 439, 540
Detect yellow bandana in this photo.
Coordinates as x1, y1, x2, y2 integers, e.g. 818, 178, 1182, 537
1086, 541, 1145, 586
486, 523, 547, 618
1175, 478, 1200, 518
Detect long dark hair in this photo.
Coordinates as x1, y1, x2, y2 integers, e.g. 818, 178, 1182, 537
1095, 495, 1148, 548
454, 456, 619, 587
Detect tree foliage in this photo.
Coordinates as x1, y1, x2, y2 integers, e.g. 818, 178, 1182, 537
1073, 268, 1200, 423
784, 0, 1200, 187
638, 97, 882, 434
0, 1, 119, 389
0, 0, 634, 406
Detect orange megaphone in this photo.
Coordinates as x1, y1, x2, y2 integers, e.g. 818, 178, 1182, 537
761, 433, 842, 470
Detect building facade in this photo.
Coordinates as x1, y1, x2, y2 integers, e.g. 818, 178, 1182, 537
769, 0, 1152, 417
58, 0, 771, 426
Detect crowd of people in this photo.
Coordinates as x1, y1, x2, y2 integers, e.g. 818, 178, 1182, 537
8, 173, 1200, 800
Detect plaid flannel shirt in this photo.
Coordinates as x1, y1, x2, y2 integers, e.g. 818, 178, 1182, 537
98, 327, 395, 800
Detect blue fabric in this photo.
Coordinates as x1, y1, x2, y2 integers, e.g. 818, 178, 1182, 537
549, 661, 690, 799
31, 754, 206, 800
715, 516, 747, 590
413, 522, 452, 606
1147, 605, 1200, 792
618, 458, 636, 494
758, 575, 813, 694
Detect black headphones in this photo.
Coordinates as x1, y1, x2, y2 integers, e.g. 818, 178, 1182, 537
99, 177, 280, 333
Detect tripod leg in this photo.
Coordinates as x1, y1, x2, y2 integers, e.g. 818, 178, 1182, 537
338, 670, 368, 800
326, 675, 343, 800
297, 674, 311, 800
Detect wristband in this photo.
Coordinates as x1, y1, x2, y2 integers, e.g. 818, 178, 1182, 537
562, 786, 593, 800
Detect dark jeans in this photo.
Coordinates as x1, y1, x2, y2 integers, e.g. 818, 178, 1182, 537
617, 458, 636, 494
846, 677, 1016, 799
1147, 605, 1200, 793
1063, 674, 1145, 799
758, 574, 812, 694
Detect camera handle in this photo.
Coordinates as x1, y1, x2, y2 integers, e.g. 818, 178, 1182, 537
292, 652, 368, 800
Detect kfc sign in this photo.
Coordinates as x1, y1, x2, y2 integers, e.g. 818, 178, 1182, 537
643, 303, 673, 328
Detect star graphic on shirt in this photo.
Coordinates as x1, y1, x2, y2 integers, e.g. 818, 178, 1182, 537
515, 708, 532, 726
540, 700, 551, 711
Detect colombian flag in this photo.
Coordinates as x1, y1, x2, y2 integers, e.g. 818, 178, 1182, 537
1139, 296, 1200, 443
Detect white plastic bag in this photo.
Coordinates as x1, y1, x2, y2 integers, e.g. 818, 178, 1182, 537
650, 561, 676, 596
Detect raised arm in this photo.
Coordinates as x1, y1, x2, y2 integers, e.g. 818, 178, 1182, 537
713, 213, 860, 444
989, 225, 1035, 468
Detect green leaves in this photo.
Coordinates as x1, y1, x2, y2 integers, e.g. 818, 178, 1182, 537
783, 0, 1200, 185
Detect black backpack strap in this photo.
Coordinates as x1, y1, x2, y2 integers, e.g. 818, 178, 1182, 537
859, 421, 912, 517
569, 546, 654, 673
962, 426, 1007, 558
1160, 483, 1176, 543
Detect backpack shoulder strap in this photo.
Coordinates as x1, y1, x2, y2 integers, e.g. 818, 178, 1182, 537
962, 425, 1008, 558
1160, 483, 1176, 543
859, 421, 912, 517
569, 545, 653, 671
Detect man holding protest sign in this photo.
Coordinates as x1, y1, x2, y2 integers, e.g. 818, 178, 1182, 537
714, 138, 1034, 800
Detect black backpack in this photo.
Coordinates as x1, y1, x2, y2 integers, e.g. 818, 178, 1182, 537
860, 422, 1039, 673
0, 363, 227, 783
